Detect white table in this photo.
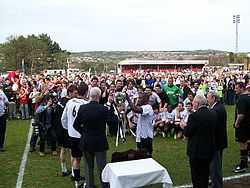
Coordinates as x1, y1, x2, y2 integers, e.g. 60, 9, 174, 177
102, 158, 173, 188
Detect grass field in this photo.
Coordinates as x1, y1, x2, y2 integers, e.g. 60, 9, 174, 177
0, 105, 249, 188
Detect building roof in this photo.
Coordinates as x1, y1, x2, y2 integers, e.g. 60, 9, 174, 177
118, 59, 209, 65
228, 63, 244, 66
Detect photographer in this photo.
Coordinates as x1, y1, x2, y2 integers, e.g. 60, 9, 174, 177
36, 95, 57, 156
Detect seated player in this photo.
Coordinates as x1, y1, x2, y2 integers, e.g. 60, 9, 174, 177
180, 102, 193, 140
153, 104, 166, 137
173, 102, 189, 139
164, 105, 175, 137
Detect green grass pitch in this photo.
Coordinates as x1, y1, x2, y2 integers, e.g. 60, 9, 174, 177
0, 105, 248, 188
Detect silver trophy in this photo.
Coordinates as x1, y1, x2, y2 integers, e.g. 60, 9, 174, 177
114, 92, 127, 146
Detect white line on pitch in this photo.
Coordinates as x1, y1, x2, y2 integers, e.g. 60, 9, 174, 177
223, 172, 250, 181
16, 122, 33, 188
173, 172, 250, 188
174, 184, 192, 188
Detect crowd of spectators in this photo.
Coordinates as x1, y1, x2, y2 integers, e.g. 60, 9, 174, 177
0, 69, 249, 127
0, 68, 250, 187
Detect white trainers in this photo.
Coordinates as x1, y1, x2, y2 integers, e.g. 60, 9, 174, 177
232, 163, 247, 173
75, 180, 86, 188
174, 134, 177, 140
153, 131, 157, 136
162, 132, 166, 138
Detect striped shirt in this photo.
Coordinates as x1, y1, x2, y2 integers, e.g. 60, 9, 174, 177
136, 104, 154, 142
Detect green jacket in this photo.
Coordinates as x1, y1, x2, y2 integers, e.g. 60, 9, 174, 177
163, 84, 182, 107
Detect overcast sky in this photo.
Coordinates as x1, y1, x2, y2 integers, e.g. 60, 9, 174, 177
0, 0, 249, 52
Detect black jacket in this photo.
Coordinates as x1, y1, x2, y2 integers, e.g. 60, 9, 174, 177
184, 106, 216, 160
37, 106, 55, 130
212, 102, 228, 150
73, 101, 110, 152
55, 97, 70, 138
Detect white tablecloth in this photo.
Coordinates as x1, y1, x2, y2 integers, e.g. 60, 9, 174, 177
102, 158, 173, 188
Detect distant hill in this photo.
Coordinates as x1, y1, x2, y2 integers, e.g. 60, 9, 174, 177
69, 50, 249, 72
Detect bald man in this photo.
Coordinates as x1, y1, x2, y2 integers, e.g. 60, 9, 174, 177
73, 87, 110, 188
184, 95, 217, 188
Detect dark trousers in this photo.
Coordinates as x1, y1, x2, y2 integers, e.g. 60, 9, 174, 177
39, 126, 56, 152
0, 114, 7, 148
210, 150, 223, 188
30, 123, 39, 148
190, 158, 211, 188
84, 151, 108, 188
30, 133, 38, 148
137, 137, 153, 157
227, 90, 235, 105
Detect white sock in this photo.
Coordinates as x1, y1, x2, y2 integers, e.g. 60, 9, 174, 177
61, 162, 64, 172
75, 181, 81, 188
63, 163, 67, 172
72, 167, 74, 177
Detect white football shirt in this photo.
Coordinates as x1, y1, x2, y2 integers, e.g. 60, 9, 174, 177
61, 98, 88, 138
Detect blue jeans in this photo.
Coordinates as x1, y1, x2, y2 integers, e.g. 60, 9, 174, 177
8, 102, 16, 119
19, 104, 29, 119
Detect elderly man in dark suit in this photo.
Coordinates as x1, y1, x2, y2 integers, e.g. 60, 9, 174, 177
207, 91, 227, 188
184, 95, 217, 188
73, 87, 110, 188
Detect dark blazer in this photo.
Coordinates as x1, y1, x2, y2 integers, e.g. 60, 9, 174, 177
73, 101, 109, 152
212, 102, 228, 150
184, 106, 217, 160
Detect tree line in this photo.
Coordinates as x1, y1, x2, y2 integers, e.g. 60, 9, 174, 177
0, 34, 69, 74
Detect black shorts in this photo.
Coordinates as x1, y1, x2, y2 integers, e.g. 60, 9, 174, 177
70, 137, 82, 158
235, 125, 250, 143
57, 129, 70, 148
137, 137, 153, 156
